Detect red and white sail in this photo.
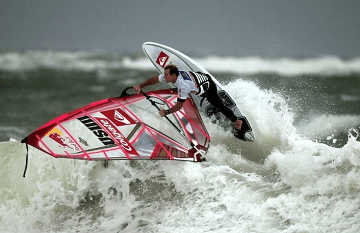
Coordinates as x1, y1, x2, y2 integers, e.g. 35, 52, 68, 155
23, 89, 210, 162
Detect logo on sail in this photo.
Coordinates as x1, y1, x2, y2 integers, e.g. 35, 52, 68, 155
96, 117, 139, 156
78, 115, 115, 146
49, 132, 81, 151
101, 109, 136, 126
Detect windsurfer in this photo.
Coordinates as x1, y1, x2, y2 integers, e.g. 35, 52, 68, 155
133, 65, 242, 130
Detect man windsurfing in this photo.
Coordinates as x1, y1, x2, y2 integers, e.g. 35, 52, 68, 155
133, 65, 243, 131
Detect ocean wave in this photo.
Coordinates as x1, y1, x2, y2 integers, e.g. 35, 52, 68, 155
0, 50, 124, 72
2, 74, 360, 232
1, 50, 360, 76
198, 56, 360, 76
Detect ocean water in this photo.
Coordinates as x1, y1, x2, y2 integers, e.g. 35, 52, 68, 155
1, 50, 360, 232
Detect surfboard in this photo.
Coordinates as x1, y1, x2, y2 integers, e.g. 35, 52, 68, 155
142, 42, 255, 141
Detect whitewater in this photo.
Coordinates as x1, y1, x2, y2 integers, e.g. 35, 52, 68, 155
1, 50, 360, 232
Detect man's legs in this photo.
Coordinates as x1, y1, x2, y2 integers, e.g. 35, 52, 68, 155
203, 81, 242, 130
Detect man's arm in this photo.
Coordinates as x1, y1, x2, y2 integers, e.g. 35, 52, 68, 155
159, 100, 185, 117
133, 75, 159, 93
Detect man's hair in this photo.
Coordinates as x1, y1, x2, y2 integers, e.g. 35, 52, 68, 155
164, 65, 179, 77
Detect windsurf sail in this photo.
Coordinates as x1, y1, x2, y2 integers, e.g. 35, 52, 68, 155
22, 89, 210, 168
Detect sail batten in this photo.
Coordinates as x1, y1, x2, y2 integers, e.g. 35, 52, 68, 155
23, 89, 210, 162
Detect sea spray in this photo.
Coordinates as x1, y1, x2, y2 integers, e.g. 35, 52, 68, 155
1, 50, 360, 232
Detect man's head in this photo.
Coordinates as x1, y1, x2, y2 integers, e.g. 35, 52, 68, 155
164, 65, 179, 83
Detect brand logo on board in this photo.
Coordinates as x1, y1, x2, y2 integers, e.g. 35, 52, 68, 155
156, 51, 169, 68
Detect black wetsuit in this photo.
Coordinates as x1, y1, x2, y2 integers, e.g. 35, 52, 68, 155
190, 71, 238, 123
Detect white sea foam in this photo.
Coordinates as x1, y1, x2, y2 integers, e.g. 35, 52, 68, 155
2, 78, 360, 232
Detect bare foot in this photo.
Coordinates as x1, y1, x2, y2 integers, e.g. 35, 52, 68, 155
234, 119, 243, 130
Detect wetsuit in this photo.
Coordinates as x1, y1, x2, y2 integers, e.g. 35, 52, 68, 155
159, 71, 238, 123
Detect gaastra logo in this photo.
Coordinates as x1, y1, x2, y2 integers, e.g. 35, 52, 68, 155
97, 118, 139, 156
78, 116, 115, 146
156, 51, 169, 68
101, 109, 136, 127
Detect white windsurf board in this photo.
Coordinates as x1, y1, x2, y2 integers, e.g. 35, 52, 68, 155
142, 42, 255, 141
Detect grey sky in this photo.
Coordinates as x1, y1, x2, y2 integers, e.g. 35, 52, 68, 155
1, 0, 360, 57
